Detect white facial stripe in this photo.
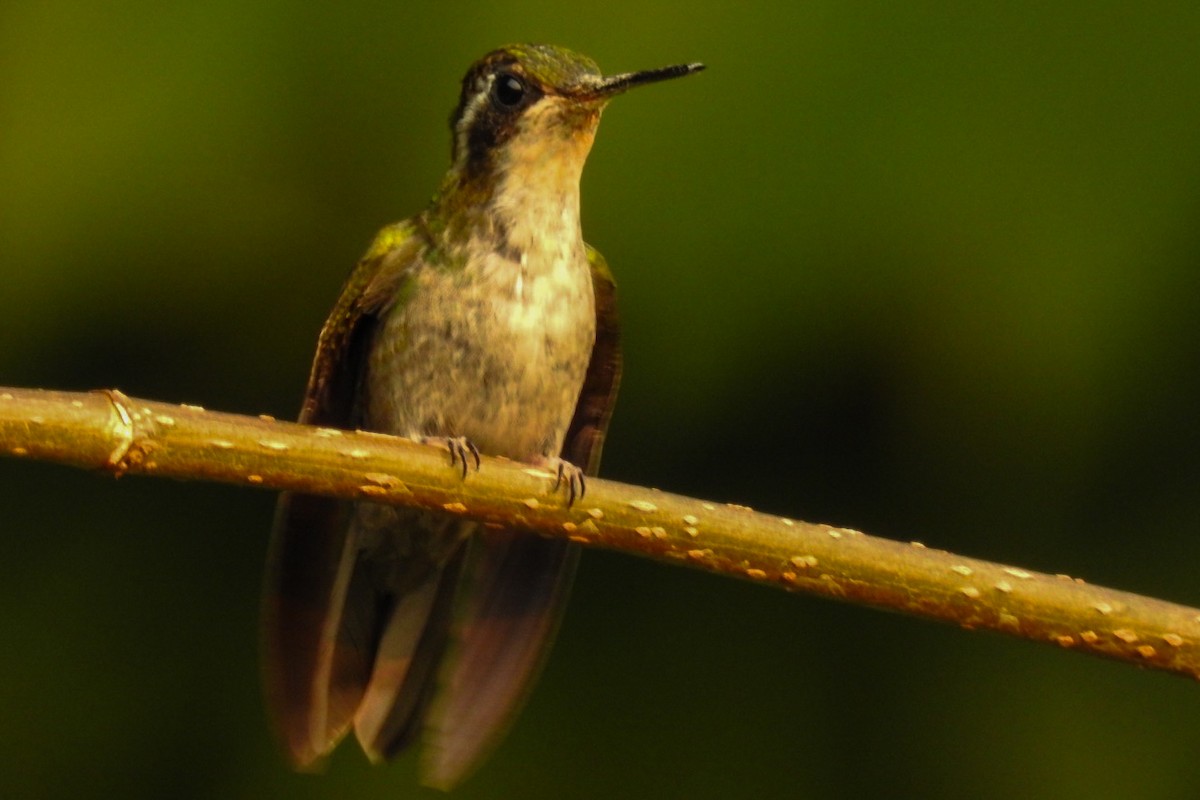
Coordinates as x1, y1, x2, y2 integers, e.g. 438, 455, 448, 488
452, 73, 495, 171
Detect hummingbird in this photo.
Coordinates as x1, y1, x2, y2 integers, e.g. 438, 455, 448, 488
261, 44, 703, 789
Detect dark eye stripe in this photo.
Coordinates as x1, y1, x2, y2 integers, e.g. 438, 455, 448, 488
450, 67, 543, 176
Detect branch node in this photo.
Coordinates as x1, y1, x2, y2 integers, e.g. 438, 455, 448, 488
95, 388, 136, 475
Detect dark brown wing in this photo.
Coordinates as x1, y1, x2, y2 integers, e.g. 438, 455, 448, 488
563, 245, 623, 472
420, 245, 622, 789
261, 221, 422, 767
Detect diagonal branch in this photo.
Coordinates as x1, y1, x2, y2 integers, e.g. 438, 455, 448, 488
2, 385, 1199, 682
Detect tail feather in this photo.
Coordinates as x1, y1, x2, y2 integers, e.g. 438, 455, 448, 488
308, 521, 380, 757
421, 533, 580, 789
354, 546, 466, 761
262, 493, 373, 768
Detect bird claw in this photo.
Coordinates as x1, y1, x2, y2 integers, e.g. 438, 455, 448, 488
541, 457, 586, 506
423, 436, 481, 479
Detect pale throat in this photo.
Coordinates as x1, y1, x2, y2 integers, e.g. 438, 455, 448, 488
489, 125, 596, 273
471, 125, 598, 353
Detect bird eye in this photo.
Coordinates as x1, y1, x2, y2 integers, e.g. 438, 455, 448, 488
492, 73, 527, 109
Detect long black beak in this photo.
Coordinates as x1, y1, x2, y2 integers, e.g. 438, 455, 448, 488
582, 62, 705, 99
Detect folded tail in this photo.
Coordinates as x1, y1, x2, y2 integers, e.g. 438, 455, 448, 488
262, 494, 578, 789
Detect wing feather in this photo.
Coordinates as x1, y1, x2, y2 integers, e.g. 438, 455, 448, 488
261, 221, 422, 767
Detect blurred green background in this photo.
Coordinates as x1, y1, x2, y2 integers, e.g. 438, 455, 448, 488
3, 2, 1200, 798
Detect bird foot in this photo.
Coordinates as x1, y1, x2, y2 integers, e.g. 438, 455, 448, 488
535, 457, 586, 506
422, 436, 481, 479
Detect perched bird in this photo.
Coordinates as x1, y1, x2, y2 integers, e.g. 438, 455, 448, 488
262, 44, 703, 789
